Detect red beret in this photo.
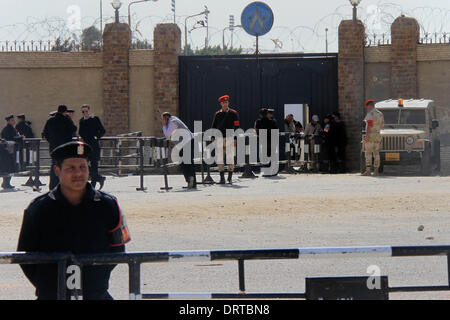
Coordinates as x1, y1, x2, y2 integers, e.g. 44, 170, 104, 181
365, 100, 375, 107
218, 95, 230, 103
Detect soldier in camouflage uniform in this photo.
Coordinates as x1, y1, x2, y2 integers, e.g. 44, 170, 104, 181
363, 100, 384, 177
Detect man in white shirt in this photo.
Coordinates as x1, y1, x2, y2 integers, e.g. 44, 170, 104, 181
162, 112, 197, 189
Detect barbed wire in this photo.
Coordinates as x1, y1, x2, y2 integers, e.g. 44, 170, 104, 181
0, 4, 449, 53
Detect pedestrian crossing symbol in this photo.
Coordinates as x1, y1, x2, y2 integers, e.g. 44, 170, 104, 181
241, 2, 274, 37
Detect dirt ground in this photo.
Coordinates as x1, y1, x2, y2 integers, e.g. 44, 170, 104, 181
1, 168, 450, 300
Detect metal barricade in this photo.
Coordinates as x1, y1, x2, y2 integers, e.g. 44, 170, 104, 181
8, 130, 329, 192
2, 245, 450, 300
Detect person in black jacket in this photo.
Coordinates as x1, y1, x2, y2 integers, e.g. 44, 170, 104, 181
42, 105, 77, 190
17, 141, 131, 300
16, 114, 35, 138
79, 105, 106, 190
332, 112, 348, 173
1, 114, 19, 141
1, 115, 20, 189
256, 109, 279, 177
320, 115, 337, 173
211, 95, 240, 184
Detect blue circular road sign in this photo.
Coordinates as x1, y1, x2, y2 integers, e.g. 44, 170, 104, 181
241, 2, 274, 37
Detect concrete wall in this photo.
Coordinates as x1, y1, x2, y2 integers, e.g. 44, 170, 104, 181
0, 49, 156, 137
0, 22, 181, 138
129, 50, 155, 136
364, 46, 392, 102
0, 52, 103, 136
417, 45, 450, 140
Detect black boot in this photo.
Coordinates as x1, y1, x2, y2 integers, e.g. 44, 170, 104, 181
219, 172, 226, 184
2, 177, 14, 190
187, 176, 196, 189
227, 172, 233, 184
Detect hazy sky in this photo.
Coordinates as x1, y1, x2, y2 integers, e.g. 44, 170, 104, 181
0, 0, 449, 53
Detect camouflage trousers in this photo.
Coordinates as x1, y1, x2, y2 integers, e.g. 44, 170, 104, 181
364, 141, 381, 168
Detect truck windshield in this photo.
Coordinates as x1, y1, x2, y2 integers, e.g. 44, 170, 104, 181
400, 110, 426, 125
380, 110, 399, 125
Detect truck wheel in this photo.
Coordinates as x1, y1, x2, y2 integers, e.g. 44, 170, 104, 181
420, 142, 432, 176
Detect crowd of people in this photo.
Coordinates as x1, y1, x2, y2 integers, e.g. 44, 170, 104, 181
1, 104, 106, 190
161, 94, 349, 189
1, 95, 350, 191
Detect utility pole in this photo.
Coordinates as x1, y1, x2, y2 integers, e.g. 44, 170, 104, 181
205, 5, 209, 48
184, 7, 210, 55
100, 0, 103, 45
171, 0, 176, 23
229, 15, 235, 48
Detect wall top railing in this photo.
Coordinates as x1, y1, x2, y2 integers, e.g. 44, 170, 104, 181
0, 40, 152, 53
365, 32, 450, 47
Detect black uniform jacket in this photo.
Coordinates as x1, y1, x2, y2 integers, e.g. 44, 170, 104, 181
42, 113, 77, 152
255, 117, 279, 156
334, 121, 348, 147
17, 183, 131, 300
1, 124, 19, 141
255, 117, 278, 135
16, 122, 34, 138
1, 124, 19, 173
211, 108, 240, 137
79, 116, 106, 150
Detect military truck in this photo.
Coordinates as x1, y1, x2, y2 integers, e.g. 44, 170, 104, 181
361, 99, 440, 176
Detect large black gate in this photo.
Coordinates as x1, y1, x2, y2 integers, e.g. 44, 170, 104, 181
179, 53, 338, 131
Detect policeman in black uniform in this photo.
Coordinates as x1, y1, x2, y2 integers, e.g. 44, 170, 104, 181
17, 141, 131, 300
1, 114, 19, 141
79, 105, 106, 189
1, 115, 20, 189
255, 109, 279, 176
42, 105, 77, 190
16, 114, 35, 138
332, 112, 348, 173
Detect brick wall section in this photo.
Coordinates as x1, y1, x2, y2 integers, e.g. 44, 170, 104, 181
364, 46, 392, 63
338, 20, 365, 171
153, 23, 181, 136
129, 50, 154, 67
0, 52, 103, 68
417, 44, 450, 61
102, 22, 131, 135
391, 16, 420, 99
